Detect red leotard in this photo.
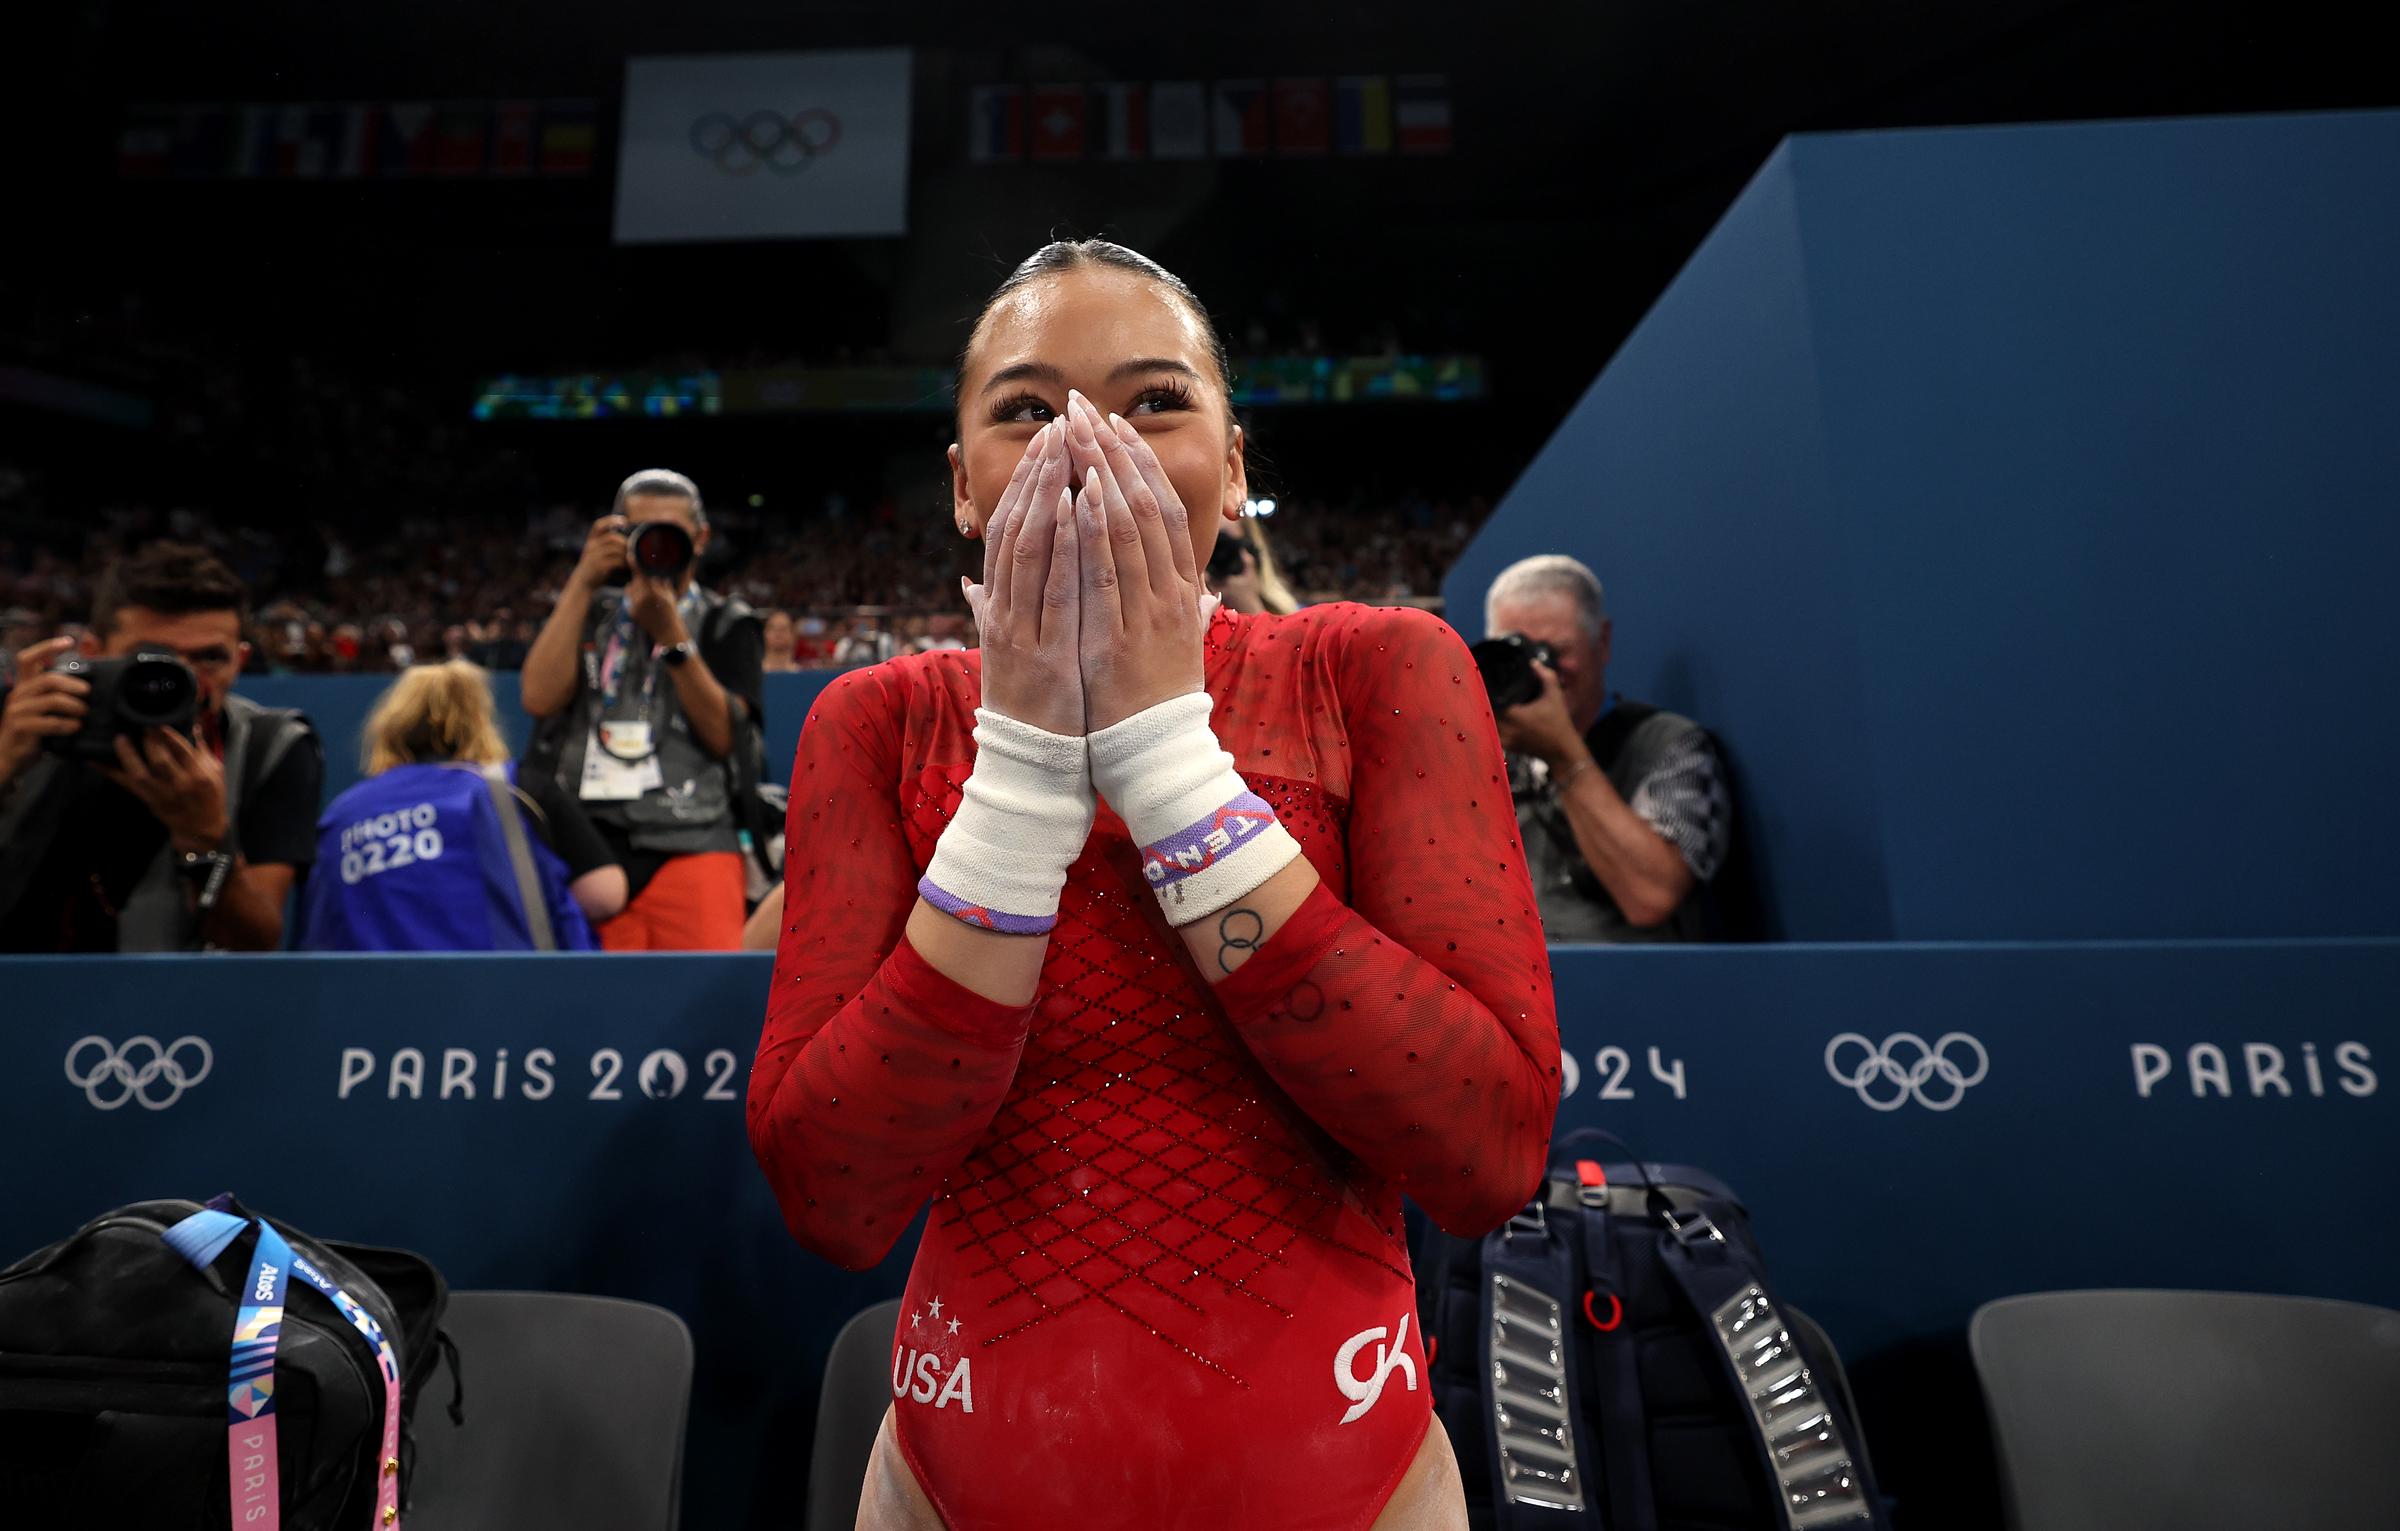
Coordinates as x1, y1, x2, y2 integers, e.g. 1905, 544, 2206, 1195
750, 601, 1562, 1530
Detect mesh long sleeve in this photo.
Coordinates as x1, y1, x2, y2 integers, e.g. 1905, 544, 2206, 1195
746, 668, 1034, 1271
1210, 606, 1562, 1235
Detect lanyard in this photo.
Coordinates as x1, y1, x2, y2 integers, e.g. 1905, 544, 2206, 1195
595, 586, 703, 716
165, 1206, 406, 1531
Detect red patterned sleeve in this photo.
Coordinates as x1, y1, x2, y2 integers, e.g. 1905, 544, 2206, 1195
747, 667, 1034, 1270
1214, 605, 1562, 1235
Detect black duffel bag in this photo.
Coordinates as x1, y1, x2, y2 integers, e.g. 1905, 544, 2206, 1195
0, 1195, 456, 1529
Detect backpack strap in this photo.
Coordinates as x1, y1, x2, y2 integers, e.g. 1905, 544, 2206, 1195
1654, 1220, 1885, 1528
1563, 1163, 1655, 1530
1477, 1198, 1606, 1526
479, 765, 557, 952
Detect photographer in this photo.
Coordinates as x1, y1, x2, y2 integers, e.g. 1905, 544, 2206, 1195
1205, 514, 1302, 615
521, 469, 763, 950
1482, 553, 1730, 942
0, 544, 322, 952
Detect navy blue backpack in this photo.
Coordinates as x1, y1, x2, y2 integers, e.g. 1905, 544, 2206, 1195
1415, 1130, 1892, 1530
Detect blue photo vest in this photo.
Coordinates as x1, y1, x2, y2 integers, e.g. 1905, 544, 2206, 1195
298, 762, 596, 952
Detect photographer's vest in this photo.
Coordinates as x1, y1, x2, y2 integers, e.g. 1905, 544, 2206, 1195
295, 761, 594, 952
1510, 699, 1720, 945
525, 585, 751, 859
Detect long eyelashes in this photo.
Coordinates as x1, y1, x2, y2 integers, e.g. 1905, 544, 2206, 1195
988, 391, 1055, 425
986, 379, 1198, 425
1126, 380, 1196, 415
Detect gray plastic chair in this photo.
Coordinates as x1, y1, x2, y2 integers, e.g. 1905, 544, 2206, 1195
806, 1298, 903, 1531
1971, 1289, 2400, 1531
409, 1290, 694, 1531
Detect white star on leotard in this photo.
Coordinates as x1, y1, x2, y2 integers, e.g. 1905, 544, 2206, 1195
928, 1296, 945, 1318
946, 1317, 961, 1335
909, 1309, 922, 1328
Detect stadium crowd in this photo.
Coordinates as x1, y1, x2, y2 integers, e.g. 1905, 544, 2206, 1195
0, 486, 1490, 671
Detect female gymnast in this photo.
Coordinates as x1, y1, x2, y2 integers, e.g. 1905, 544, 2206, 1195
749, 240, 1561, 1530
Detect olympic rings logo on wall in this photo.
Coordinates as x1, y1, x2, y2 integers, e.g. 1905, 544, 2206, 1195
64, 1034, 214, 1111
689, 109, 843, 175
1824, 1031, 1989, 1112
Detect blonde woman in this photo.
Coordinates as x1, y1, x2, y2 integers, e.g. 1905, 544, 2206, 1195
298, 661, 625, 951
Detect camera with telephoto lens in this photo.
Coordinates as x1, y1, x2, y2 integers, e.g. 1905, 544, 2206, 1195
44, 650, 200, 762
605, 519, 697, 584
1207, 534, 1255, 582
1468, 633, 1557, 713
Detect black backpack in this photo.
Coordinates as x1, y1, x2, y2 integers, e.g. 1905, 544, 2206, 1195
1416, 1131, 1892, 1530
0, 1196, 457, 1529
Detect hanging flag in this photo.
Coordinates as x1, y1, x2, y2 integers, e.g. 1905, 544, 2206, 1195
296, 104, 352, 178
167, 108, 234, 178
1273, 78, 1330, 156
269, 105, 310, 177
117, 107, 176, 178
536, 100, 597, 177
490, 100, 536, 176
269, 104, 350, 179
1394, 74, 1452, 154
379, 102, 437, 176
431, 103, 490, 176
614, 49, 913, 242
1334, 76, 1391, 155
1149, 81, 1207, 160
1089, 83, 1146, 161
1211, 80, 1269, 157
333, 104, 374, 177
967, 85, 1024, 162
1029, 86, 1085, 161
225, 104, 276, 178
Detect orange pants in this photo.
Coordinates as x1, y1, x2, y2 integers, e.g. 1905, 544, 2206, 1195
598, 851, 748, 952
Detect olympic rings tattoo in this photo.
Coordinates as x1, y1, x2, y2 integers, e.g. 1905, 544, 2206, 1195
1215, 907, 1265, 973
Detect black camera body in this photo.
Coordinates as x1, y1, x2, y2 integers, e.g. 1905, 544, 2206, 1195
1207, 533, 1255, 583
1468, 633, 1557, 713
45, 650, 200, 762
605, 519, 697, 585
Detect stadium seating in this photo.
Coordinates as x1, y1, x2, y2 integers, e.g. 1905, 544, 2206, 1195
410, 1291, 694, 1531
1971, 1290, 2400, 1531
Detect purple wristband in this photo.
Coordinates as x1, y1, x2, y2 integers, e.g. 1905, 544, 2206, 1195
1139, 792, 1280, 889
917, 875, 1057, 936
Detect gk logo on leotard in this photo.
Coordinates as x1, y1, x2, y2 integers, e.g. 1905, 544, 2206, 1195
1334, 1310, 1419, 1425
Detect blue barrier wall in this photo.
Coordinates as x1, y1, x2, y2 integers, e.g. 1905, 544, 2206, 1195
1446, 111, 2400, 942
6, 943, 2390, 1527
239, 669, 846, 805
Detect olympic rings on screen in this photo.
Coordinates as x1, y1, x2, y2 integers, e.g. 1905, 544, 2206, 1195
64, 1034, 215, 1111
1823, 1031, 1988, 1112
688, 110, 843, 175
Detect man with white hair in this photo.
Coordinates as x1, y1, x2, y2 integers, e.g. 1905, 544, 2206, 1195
1484, 554, 1730, 941
522, 469, 764, 950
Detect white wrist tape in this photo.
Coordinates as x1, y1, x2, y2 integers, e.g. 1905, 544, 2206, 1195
918, 710, 1095, 936
1087, 692, 1302, 926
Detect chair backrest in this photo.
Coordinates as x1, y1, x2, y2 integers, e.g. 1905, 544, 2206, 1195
805, 1298, 903, 1531
409, 1290, 694, 1531
1971, 1289, 2400, 1531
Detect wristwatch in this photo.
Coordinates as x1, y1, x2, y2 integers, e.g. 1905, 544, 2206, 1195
175, 847, 235, 912
660, 641, 695, 669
